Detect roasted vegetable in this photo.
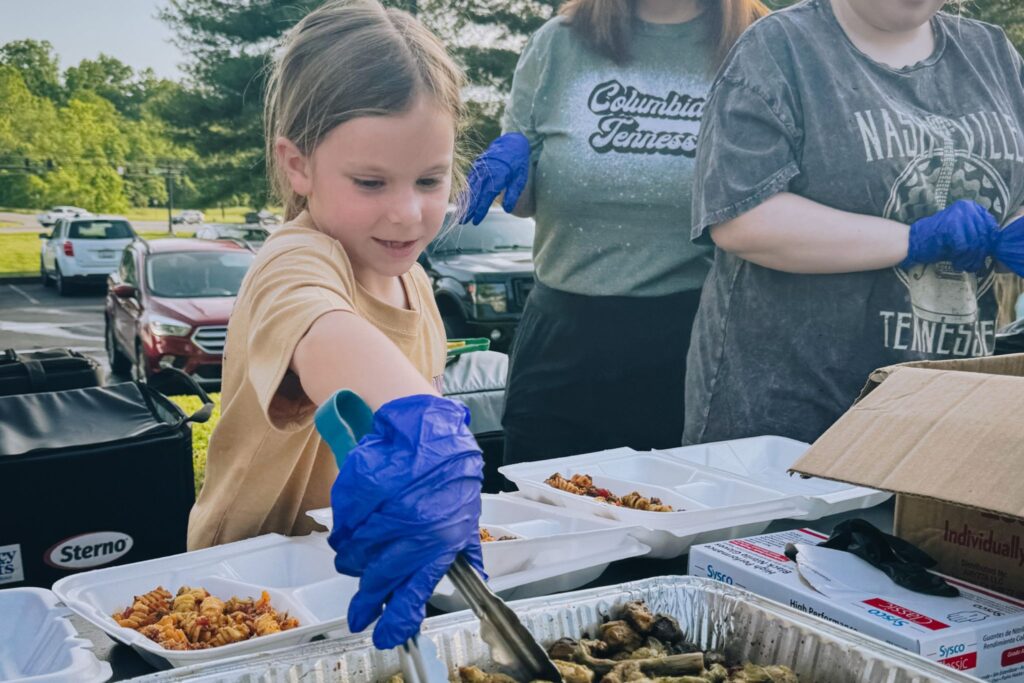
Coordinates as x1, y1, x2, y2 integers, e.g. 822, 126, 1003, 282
622, 601, 657, 634
459, 666, 520, 683
728, 663, 799, 683
402, 602, 798, 683
553, 660, 594, 683
599, 620, 643, 654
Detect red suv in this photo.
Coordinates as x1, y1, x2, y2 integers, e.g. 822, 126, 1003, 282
105, 238, 255, 388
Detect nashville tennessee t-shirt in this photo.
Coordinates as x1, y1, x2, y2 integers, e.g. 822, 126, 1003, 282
502, 12, 716, 296
684, 0, 1024, 445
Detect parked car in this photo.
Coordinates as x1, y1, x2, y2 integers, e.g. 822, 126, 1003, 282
420, 208, 535, 348
244, 209, 282, 227
40, 216, 137, 295
195, 223, 269, 251
105, 238, 255, 388
36, 206, 91, 227
171, 209, 205, 225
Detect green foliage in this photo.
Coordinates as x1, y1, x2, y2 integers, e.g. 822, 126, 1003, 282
157, 0, 322, 208
0, 39, 63, 101
168, 392, 222, 496
0, 55, 194, 212
2, 1, 1023, 214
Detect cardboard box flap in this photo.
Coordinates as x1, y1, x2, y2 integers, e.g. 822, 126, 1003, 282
857, 353, 1024, 401
791, 365, 1024, 520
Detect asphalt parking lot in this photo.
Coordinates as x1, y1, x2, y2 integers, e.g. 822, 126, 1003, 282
0, 280, 115, 380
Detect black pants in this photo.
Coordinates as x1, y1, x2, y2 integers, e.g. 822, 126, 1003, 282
502, 282, 702, 466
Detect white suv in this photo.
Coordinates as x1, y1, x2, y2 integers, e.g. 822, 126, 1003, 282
37, 206, 91, 227
41, 216, 137, 295
172, 209, 205, 224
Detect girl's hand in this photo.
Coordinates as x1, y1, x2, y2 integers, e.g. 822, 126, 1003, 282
460, 132, 531, 225
326, 394, 485, 650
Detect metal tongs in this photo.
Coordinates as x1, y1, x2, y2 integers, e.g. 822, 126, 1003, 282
400, 556, 562, 683
314, 390, 562, 683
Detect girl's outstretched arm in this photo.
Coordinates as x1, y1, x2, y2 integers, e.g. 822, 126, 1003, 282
290, 310, 437, 410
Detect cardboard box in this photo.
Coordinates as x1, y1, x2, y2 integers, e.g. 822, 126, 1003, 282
789, 354, 1024, 600
688, 528, 1024, 680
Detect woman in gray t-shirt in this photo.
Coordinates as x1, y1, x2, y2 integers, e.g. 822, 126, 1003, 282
685, 0, 1024, 446
461, 0, 769, 465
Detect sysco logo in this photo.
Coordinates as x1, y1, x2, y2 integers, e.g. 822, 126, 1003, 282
706, 564, 734, 585
45, 531, 134, 569
867, 609, 907, 627
939, 643, 967, 658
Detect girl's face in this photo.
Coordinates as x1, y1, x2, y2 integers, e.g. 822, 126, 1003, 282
844, 0, 945, 32
284, 96, 455, 282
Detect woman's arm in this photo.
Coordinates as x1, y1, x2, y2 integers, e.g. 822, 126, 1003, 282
290, 311, 437, 410
710, 192, 910, 274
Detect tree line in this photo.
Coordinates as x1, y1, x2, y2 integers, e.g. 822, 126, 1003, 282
0, 0, 1020, 213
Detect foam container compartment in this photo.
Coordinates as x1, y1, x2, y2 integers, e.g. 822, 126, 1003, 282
131, 576, 980, 683
51, 533, 357, 670
307, 494, 652, 612
654, 436, 891, 519
0, 587, 110, 683
500, 447, 812, 558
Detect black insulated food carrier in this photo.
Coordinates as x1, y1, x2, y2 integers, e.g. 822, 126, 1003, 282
0, 348, 102, 397
0, 375, 212, 588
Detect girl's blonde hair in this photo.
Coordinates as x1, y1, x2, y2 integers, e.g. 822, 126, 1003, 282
265, 0, 467, 221
560, 0, 770, 70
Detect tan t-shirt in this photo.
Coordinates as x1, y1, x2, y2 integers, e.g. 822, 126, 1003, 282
187, 211, 446, 550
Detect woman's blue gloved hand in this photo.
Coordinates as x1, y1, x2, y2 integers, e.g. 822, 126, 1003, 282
995, 215, 1024, 277
460, 132, 531, 225
901, 199, 998, 272
327, 394, 485, 650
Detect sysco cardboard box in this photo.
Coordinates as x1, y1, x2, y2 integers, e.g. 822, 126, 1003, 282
689, 528, 1024, 681
789, 354, 1024, 600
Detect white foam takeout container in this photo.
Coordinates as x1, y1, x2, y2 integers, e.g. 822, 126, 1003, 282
129, 575, 980, 683
654, 436, 891, 520
51, 533, 358, 670
500, 437, 888, 558
307, 493, 651, 611
0, 587, 110, 683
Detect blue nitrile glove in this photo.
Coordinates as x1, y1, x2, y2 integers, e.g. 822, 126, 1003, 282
901, 199, 998, 272
326, 394, 485, 650
995, 215, 1024, 277
460, 132, 531, 225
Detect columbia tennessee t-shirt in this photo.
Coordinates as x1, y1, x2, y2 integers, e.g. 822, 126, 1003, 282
684, 0, 1024, 445
502, 13, 716, 296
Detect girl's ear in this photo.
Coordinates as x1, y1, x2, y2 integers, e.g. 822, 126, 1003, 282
275, 136, 313, 197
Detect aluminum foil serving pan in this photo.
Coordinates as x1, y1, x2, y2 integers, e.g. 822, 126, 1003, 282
499, 446, 812, 558
307, 494, 651, 611
0, 587, 111, 683
654, 436, 890, 519
51, 533, 358, 670
129, 576, 979, 683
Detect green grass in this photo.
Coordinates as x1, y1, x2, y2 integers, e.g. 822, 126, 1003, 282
0, 207, 40, 215
169, 393, 222, 496
0, 221, 18, 228
0, 233, 44, 275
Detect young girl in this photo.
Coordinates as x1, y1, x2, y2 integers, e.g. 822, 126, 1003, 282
187, 0, 484, 649
461, 0, 769, 465
684, 0, 1024, 446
